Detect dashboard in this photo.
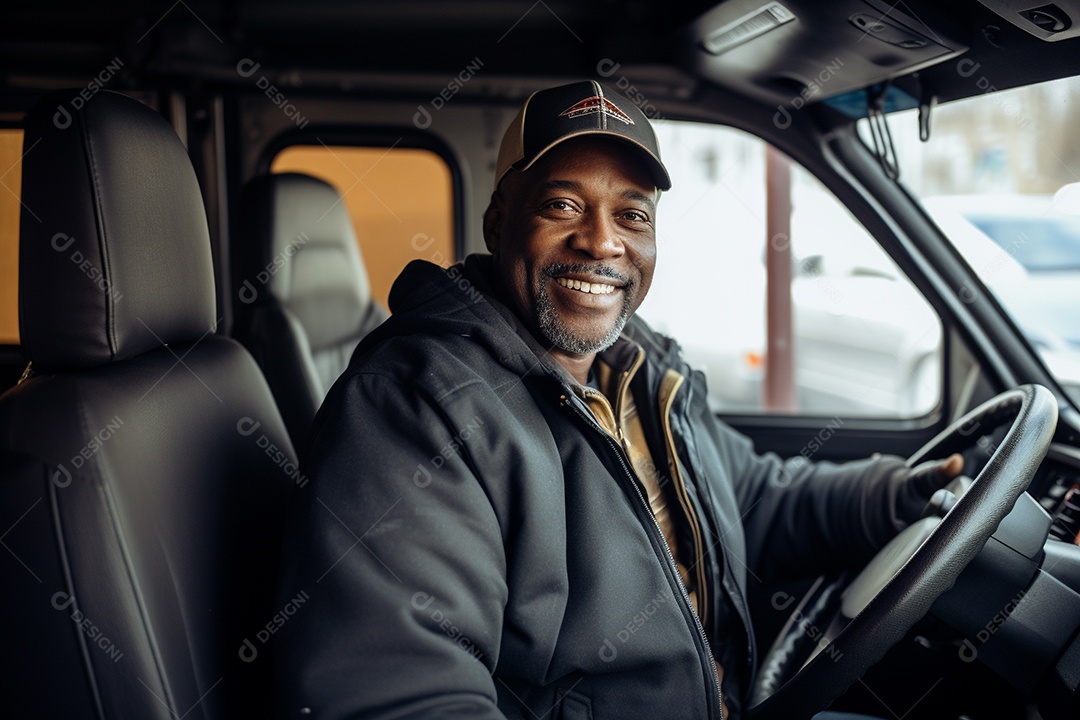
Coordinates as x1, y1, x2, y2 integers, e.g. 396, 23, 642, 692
1036, 445, 1080, 544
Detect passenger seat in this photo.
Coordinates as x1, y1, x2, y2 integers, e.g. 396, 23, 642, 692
233, 173, 387, 449
0, 90, 295, 719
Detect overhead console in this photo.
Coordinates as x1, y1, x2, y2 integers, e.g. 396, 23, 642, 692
976, 0, 1080, 41
686, 0, 968, 107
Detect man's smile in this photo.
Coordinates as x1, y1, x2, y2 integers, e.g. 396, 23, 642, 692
553, 276, 618, 295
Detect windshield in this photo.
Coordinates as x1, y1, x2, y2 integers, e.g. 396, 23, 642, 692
866, 74, 1080, 405
965, 214, 1080, 272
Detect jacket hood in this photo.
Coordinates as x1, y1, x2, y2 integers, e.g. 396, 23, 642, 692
362, 253, 688, 385
364, 254, 570, 382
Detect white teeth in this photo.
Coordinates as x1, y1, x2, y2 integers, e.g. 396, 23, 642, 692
555, 277, 616, 295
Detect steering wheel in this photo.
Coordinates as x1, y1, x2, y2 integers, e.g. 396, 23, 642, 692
746, 384, 1058, 720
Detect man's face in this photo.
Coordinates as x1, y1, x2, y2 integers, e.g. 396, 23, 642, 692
485, 136, 658, 359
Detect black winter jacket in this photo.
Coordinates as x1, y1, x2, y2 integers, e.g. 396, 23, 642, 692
275, 255, 910, 720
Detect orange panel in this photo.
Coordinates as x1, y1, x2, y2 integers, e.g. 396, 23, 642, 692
271, 145, 454, 310
0, 129, 22, 345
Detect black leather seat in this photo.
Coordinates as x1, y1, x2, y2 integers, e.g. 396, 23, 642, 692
233, 172, 387, 448
0, 90, 295, 719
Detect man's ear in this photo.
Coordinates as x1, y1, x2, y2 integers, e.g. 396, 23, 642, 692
482, 191, 504, 255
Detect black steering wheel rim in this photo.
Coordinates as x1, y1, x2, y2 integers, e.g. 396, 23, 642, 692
746, 384, 1058, 720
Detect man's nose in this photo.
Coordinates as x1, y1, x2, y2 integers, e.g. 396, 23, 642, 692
569, 212, 624, 259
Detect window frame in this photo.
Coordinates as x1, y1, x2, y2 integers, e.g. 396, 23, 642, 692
256, 126, 466, 262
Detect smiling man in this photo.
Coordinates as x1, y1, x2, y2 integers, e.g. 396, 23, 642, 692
485, 133, 658, 382
276, 81, 962, 720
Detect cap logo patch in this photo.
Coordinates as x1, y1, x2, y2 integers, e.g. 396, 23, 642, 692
558, 96, 635, 125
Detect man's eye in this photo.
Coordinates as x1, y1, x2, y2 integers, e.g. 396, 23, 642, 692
623, 210, 650, 223
546, 200, 572, 211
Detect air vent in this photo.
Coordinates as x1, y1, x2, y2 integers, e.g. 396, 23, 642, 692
701, 2, 796, 56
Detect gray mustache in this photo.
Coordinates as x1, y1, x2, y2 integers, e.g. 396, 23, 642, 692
544, 264, 630, 286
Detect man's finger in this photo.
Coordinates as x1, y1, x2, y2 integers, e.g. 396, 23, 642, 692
909, 452, 965, 494
939, 452, 964, 480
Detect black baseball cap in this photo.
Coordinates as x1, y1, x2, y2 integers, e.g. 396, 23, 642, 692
494, 80, 672, 192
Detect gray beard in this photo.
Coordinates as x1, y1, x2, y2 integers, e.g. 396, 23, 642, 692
533, 273, 635, 355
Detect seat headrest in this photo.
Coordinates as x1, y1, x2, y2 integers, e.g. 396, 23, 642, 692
19, 90, 216, 370
236, 173, 376, 349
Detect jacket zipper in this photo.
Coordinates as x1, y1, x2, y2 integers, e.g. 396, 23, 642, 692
563, 395, 724, 720
615, 359, 716, 668
677, 374, 757, 676
656, 370, 711, 638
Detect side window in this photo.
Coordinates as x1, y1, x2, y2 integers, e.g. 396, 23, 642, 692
0, 129, 23, 345
270, 145, 454, 310
637, 121, 942, 419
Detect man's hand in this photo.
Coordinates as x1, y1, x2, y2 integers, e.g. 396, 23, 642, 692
892, 453, 965, 526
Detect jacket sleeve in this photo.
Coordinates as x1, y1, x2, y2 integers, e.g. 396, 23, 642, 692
274, 369, 510, 719
691, 395, 909, 582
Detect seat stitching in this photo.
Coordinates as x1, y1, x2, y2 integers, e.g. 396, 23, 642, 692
96, 450, 184, 718
80, 103, 120, 359
47, 456, 108, 719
